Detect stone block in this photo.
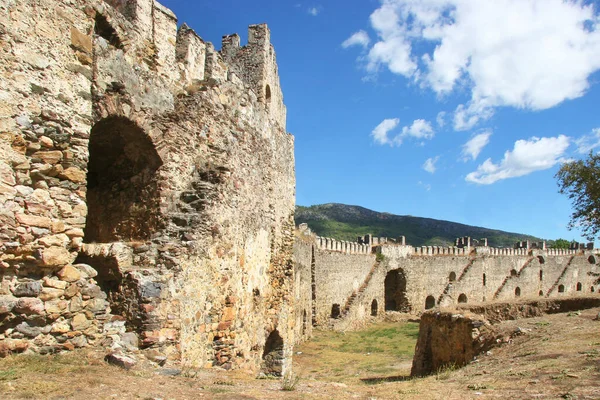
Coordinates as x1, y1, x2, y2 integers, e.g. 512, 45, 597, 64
56, 265, 81, 282
13, 281, 42, 297
14, 297, 45, 315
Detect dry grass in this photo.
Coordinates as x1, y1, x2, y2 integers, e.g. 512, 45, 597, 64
0, 310, 599, 399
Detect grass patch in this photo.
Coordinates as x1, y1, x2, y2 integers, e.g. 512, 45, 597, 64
295, 322, 418, 382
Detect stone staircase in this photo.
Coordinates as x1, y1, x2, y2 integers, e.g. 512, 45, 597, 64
546, 255, 576, 297
493, 256, 535, 299
340, 260, 380, 317
438, 257, 476, 304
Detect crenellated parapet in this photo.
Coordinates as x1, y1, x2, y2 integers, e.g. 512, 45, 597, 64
315, 236, 371, 255
96, 0, 286, 129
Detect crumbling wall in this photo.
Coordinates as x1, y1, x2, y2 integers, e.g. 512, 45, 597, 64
410, 311, 497, 377
0, 0, 296, 376
292, 237, 313, 343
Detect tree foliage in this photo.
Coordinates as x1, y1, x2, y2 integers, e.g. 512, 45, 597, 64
549, 238, 570, 249
556, 152, 600, 241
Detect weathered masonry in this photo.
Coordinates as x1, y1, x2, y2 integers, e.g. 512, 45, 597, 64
0, 0, 296, 375
293, 226, 600, 331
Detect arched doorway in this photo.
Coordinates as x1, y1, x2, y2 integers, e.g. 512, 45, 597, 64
458, 293, 467, 303
331, 304, 341, 319
84, 116, 162, 243
515, 287, 521, 297
558, 284, 565, 293
370, 299, 378, 316
425, 295, 435, 309
262, 330, 284, 376
576, 282, 582, 291
384, 269, 411, 312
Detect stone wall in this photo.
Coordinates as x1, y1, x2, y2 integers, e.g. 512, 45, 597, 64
296, 228, 600, 331
410, 311, 497, 377
0, 0, 295, 376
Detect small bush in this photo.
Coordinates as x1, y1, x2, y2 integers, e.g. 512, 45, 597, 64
281, 373, 300, 391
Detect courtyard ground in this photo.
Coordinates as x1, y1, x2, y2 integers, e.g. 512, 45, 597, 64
0, 307, 599, 399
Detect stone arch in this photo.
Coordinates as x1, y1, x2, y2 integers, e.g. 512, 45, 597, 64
589, 255, 597, 264
84, 116, 163, 243
262, 330, 284, 376
331, 304, 341, 319
449, 271, 456, 282
458, 293, 467, 303
510, 269, 518, 277
265, 84, 272, 104
384, 269, 411, 312
577, 282, 582, 291
482, 273, 486, 286
539, 290, 544, 296
371, 299, 378, 316
592, 286, 596, 293
425, 295, 436, 310
558, 284, 565, 293
515, 287, 521, 297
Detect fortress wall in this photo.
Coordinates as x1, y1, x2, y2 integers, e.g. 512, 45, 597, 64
313, 248, 375, 326
292, 239, 313, 343
1, 0, 296, 376
312, 242, 600, 330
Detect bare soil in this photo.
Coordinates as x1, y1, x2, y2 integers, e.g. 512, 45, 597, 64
1, 307, 599, 399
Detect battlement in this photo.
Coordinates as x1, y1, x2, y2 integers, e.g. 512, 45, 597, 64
315, 237, 371, 255
300, 224, 597, 259
97, 0, 286, 129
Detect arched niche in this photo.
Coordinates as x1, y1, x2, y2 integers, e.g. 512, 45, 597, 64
384, 269, 411, 312
370, 299, 378, 316
449, 271, 456, 282
425, 295, 436, 310
262, 330, 284, 376
84, 116, 163, 243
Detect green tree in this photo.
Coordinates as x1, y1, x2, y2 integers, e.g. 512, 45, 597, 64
549, 238, 570, 249
556, 152, 600, 241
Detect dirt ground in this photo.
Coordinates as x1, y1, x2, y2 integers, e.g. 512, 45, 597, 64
1, 307, 599, 400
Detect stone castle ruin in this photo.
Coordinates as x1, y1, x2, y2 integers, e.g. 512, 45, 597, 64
294, 227, 600, 332
1, 0, 599, 378
0, 0, 294, 375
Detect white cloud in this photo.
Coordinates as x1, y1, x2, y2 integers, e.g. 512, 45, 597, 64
423, 156, 439, 174
575, 128, 600, 154
466, 135, 570, 184
372, 118, 435, 146
418, 181, 432, 191
352, 0, 600, 129
308, 6, 320, 16
371, 118, 400, 145
402, 119, 434, 139
461, 131, 492, 161
342, 30, 371, 49
436, 111, 446, 128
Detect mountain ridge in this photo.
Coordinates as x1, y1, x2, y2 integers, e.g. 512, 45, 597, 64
295, 203, 543, 248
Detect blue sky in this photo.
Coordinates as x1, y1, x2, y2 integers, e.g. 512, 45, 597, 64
159, 0, 600, 243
